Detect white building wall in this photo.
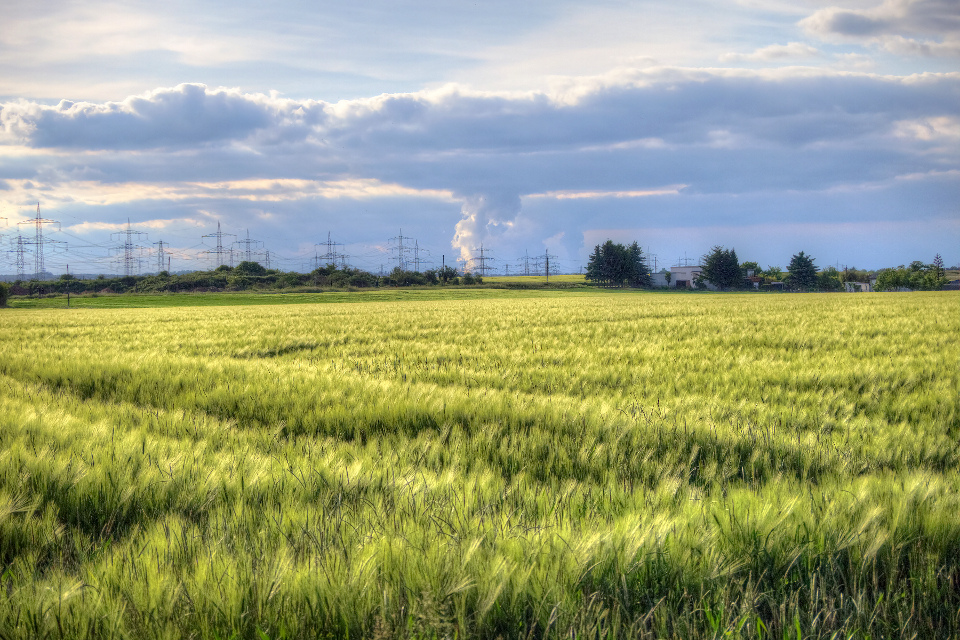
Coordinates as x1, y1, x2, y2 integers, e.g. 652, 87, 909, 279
669, 265, 717, 290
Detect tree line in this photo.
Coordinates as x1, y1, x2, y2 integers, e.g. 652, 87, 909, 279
1, 246, 953, 301
0, 262, 485, 298
586, 241, 952, 292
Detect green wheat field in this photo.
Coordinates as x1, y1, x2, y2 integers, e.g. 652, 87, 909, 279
1, 291, 958, 639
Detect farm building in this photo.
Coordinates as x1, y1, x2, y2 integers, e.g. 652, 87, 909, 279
668, 265, 718, 290
668, 265, 701, 288
651, 270, 670, 287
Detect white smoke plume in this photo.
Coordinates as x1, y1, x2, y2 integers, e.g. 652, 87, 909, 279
451, 192, 521, 263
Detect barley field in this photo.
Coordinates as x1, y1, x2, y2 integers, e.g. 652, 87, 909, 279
0, 291, 957, 639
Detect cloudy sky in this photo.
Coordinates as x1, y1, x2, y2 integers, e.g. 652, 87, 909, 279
1, 0, 958, 276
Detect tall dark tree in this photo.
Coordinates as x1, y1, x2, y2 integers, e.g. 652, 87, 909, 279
585, 240, 651, 288
786, 251, 818, 290
701, 245, 742, 290
628, 242, 653, 288
933, 253, 945, 284
585, 244, 604, 284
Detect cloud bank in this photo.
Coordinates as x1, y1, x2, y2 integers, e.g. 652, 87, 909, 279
1, 68, 958, 271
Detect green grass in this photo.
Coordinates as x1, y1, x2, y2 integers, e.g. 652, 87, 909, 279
0, 291, 957, 639
483, 274, 587, 284
6, 287, 603, 309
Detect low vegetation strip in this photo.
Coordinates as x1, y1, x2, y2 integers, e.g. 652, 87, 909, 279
5, 288, 601, 309
0, 292, 957, 639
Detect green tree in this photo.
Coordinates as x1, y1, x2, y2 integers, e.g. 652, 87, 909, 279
931, 254, 947, 290
786, 251, 818, 290
384, 268, 428, 287
235, 261, 267, 276
600, 240, 629, 286
840, 267, 871, 283
701, 245, 741, 290
764, 265, 783, 281
875, 259, 947, 291
875, 268, 905, 291
586, 240, 651, 288
585, 244, 603, 284
0, 281, 8, 307
817, 266, 843, 291
627, 242, 653, 287
433, 265, 459, 284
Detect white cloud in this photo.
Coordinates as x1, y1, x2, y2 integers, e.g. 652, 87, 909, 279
0, 2, 276, 71
892, 116, 960, 141
832, 52, 878, 69
720, 42, 822, 62
879, 34, 960, 56
525, 187, 686, 200
0, 178, 456, 207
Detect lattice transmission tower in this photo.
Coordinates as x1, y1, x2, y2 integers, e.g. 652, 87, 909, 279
202, 222, 236, 268
154, 240, 172, 273
389, 229, 415, 271
315, 232, 347, 269
517, 250, 534, 276
540, 250, 559, 282
0, 216, 6, 273
6, 234, 28, 280
234, 229, 264, 264
18, 203, 62, 279
112, 219, 148, 276
470, 243, 495, 278
412, 240, 429, 273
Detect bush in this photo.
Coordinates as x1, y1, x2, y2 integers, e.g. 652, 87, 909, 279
235, 261, 267, 276
0, 282, 8, 307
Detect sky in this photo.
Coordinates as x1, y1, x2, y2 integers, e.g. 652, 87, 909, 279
1, 0, 958, 276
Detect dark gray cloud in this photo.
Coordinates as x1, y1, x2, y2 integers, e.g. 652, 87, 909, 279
21, 84, 279, 149
803, 0, 960, 37
801, 0, 960, 56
